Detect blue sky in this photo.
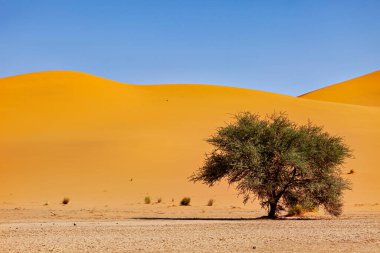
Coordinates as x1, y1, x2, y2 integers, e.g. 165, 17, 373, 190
1, 0, 379, 95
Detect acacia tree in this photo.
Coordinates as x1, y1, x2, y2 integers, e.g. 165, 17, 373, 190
190, 112, 352, 219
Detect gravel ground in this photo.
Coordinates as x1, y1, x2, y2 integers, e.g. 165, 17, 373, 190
1, 214, 380, 252
1, 204, 380, 252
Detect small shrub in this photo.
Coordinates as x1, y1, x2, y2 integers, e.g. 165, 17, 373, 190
62, 197, 70, 205
287, 205, 303, 216
207, 199, 214, 206
287, 204, 318, 216
144, 196, 151, 204
180, 197, 191, 206
157, 198, 162, 203
347, 169, 355, 175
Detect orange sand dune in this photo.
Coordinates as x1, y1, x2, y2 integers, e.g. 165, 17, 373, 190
1, 71, 379, 208
300, 70, 380, 106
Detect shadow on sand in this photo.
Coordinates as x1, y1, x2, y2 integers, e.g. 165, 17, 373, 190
131, 216, 321, 221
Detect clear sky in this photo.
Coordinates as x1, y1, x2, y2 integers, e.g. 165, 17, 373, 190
1, 0, 379, 95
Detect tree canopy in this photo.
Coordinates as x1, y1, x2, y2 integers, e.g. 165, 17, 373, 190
190, 112, 352, 218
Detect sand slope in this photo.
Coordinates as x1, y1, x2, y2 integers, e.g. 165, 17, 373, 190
1, 71, 379, 208
300, 70, 380, 106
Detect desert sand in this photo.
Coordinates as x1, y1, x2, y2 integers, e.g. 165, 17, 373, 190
300, 70, 380, 106
1, 70, 379, 207
1, 70, 379, 252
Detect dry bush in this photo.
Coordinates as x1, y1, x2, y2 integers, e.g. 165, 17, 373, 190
62, 197, 70, 205
180, 197, 191, 206
144, 196, 151, 204
287, 204, 318, 216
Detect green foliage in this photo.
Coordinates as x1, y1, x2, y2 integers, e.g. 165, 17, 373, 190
62, 197, 70, 205
190, 112, 352, 218
144, 196, 151, 204
180, 197, 191, 206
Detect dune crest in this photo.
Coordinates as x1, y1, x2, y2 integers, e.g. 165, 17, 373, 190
1, 71, 379, 207
300, 70, 380, 106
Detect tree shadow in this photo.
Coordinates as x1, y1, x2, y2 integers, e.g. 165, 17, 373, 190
131, 216, 321, 221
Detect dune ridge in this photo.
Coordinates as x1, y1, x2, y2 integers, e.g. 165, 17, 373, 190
300, 70, 380, 106
1, 71, 379, 208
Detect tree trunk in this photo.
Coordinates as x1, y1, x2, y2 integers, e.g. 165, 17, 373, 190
268, 202, 278, 219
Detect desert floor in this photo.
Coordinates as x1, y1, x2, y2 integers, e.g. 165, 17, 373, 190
1, 203, 380, 252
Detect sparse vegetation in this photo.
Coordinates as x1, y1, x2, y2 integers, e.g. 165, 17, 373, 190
191, 112, 352, 218
144, 196, 151, 204
287, 204, 318, 217
180, 197, 191, 206
62, 197, 70, 205
207, 199, 214, 206
157, 198, 162, 203
347, 169, 355, 175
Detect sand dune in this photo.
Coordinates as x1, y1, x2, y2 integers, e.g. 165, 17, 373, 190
300, 70, 380, 106
1, 71, 379, 209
